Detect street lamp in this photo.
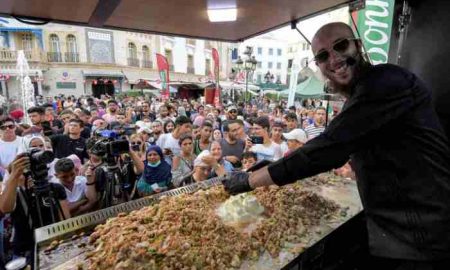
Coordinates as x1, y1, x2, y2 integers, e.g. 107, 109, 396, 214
233, 46, 257, 102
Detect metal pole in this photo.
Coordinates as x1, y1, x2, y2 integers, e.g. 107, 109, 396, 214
245, 70, 248, 103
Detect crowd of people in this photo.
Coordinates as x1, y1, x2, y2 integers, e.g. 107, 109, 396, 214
0, 93, 350, 265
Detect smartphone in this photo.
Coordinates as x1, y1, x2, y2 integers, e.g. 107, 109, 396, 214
250, 136, 264, 144
131, 144, 141, 151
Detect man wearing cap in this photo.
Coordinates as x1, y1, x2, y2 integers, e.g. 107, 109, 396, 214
282, 129, 307, 156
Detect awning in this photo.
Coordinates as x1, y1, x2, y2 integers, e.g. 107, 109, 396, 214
82, 69, 124, 78
122, 70, 159, 84
220, 81, 260, 91
169, 82, 215, 90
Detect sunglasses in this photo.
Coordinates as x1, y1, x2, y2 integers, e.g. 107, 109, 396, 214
314, 38, 359, 64
229, 110, 237, 114
131, 141, 142, 145
0, 124, 15, 130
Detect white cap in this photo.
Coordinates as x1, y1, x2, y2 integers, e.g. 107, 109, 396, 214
138, 127, 152, 134
194, 150, 211, 167
283, 129, 307, 144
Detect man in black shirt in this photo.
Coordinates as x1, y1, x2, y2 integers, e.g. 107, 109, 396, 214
224, 22, 450, 269
136, 101, 156, 121
50, 119, 89, 163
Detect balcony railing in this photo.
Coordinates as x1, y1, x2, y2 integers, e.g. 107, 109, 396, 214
169, 64, 174, 71
48, 52, 62, 62
141, 60, 153, 68
0, 49, 43, 62
65, 52, 80, 63
127, 57, 140, 67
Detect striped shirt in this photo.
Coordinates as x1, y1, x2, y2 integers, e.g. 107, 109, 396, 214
305, 124, 325, 140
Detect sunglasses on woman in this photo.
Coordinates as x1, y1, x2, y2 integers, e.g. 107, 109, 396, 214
131, 141, 142, 145
314, 38, 359, 64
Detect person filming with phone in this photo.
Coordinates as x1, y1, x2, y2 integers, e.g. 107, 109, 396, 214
245, 116, 283, 162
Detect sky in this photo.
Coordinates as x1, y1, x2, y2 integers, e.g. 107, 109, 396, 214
255, 6, 349, 44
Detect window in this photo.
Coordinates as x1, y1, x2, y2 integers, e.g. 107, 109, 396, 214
257, 62, 262, 68
277, 62, 281, 69
302, 43, 311, 51
205, 59, 211, 75
142, 45, 150, 60
257, 74, 262, 83
65, 35, 79, 62
165, 49, 174, 70
66, 35, 77, 53
257, 47, 262, 55
187, 54, 194, 73
277, 48, 282, 56
268, 62, 273, 69
49, 34, 60, 52
288, 59, 293, 68
142, 45, 152, 67
22, 33, 33, 51
276, 75, 281, 82
269, 48, 273, 55
128, 42, 137, 59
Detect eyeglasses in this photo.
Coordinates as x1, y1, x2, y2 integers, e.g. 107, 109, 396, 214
131, 141, 142, 145
0, 124, 15, 130
313, 38, 359, 64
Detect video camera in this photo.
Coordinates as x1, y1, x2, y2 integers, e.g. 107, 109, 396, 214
91, 130, 130, 157
24, 148, 54, 185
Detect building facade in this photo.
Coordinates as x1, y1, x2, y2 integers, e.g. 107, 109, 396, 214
239, 35, 288, 85
0, 17, 235, 99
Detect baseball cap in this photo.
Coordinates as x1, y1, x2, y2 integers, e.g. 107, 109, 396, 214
283, 129, 307, 144
227, 105, 238, 112
138, 127, 153, 134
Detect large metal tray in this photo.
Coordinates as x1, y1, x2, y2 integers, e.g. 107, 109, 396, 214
34, 176, 363, 270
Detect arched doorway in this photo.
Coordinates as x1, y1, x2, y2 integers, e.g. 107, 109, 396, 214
92, 79, 114, 98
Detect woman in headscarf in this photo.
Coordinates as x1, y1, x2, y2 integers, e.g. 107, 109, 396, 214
136, 145, 172, 197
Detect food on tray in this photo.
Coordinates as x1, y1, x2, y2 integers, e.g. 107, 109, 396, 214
217, 193, 265, 223
86, 179, 342, 270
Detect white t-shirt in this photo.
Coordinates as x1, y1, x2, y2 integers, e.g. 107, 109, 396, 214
273, 141, 289, 156
251, 142, 283, 162
0, 137, 24, 169
156, 133, 180, 165
51, 176, 87, 203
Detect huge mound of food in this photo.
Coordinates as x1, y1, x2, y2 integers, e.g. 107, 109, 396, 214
87, 181, 342, 270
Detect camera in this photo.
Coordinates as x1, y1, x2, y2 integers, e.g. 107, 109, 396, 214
25, 148, 55, 183
91, 130, 130, 157
250, 136, 264, 144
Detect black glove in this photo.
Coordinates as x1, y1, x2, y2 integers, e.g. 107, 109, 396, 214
222, 171, 252, 195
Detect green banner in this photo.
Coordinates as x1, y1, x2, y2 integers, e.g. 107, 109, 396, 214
355, 0, 395, 64
56, 82, 76, 89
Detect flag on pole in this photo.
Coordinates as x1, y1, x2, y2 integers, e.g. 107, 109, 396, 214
351, 0, 395, 64
156, 53, 170, 100
212, 48, 221, 107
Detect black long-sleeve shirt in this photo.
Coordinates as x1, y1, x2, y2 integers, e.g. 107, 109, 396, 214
268, 64, 450, 260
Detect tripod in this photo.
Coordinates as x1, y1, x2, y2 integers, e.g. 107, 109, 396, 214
100, 155, 130, 208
